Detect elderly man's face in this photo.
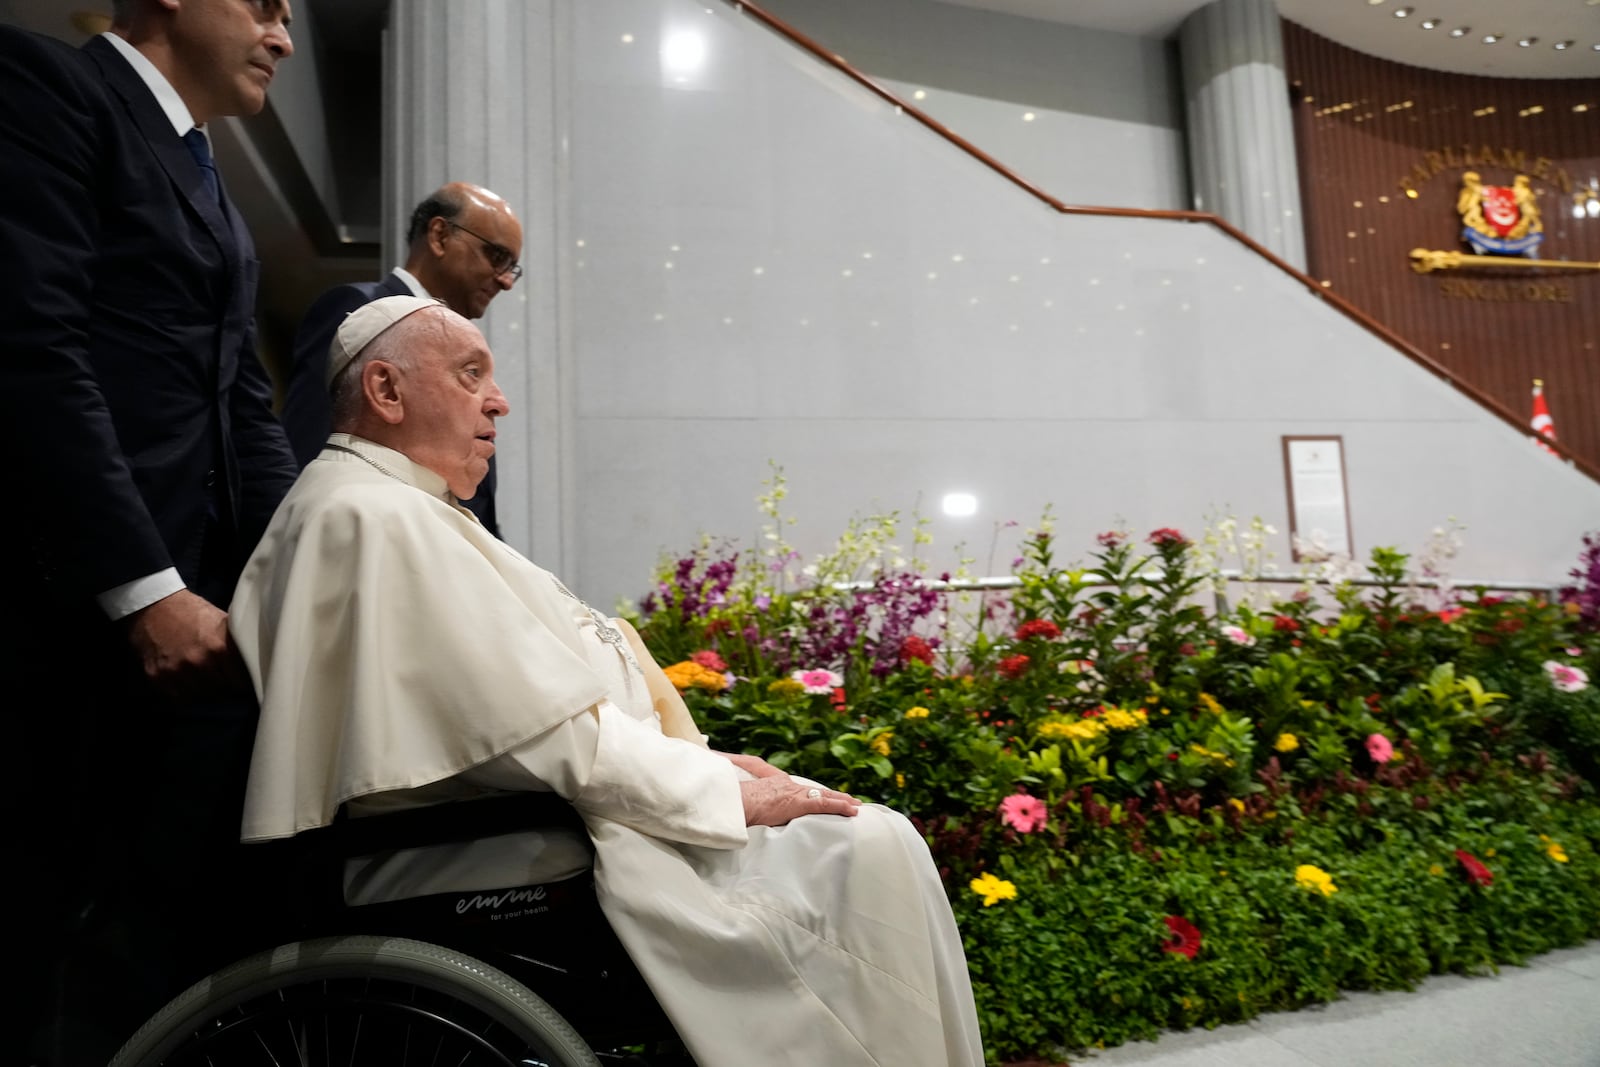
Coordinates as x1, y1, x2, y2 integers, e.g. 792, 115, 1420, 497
434, 201, 524, 320
399, 312, 510, 500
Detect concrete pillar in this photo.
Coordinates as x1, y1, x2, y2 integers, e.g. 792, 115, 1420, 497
382, 0, 578, 573
1180, 0, 1307, 270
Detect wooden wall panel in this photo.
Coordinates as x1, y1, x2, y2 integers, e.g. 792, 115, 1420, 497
1283, 21, 1599, 474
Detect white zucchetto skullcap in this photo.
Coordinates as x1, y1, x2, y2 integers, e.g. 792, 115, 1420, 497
327, 295, 446, 386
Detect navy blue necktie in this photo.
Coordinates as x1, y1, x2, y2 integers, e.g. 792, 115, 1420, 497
182, 127, 221, 205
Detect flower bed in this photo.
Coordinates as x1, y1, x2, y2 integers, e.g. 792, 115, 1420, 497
629, 481, 1600, 1063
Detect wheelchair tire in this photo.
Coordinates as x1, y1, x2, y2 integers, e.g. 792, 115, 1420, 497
109, 934, 603, 1067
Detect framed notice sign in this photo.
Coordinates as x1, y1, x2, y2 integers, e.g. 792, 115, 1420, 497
1282, 436, 1353, 561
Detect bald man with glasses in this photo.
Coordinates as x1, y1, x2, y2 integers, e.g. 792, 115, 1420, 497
282, 181, 522, 536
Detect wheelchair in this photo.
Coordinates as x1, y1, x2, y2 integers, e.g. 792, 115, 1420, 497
110, 792, 688, 1066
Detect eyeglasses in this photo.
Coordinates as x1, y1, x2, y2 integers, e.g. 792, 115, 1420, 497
444, 220, 523, 281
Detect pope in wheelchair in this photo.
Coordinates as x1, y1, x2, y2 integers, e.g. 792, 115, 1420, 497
115, 296, 984, 1066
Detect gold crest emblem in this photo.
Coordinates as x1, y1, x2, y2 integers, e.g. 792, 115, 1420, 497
1457, 171, 1541, 241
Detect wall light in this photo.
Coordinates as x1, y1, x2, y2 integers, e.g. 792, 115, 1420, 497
1517, 37, 1537, 47
1553, 40, 1574, 50
1420, 18, 1439, 29
1449, 26, 1469, 37
660, 30, 707, 78
1481, 34, 1501, 44
1393, 7, 1413, 16
941, 493, 978, 518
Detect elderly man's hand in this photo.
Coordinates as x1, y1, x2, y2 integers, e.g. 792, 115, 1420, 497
741, 775, 860, 827
126, 589, 250, 699
718, 751, 787, 780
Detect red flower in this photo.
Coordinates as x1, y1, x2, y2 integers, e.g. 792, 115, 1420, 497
1454, 849, 1494, 887
901, 634, 935, 666
1437, 606, 1465, 624
1147, 527, 1189, 548
1272, 615, 1300, 632
998, 654, 1031, 679
1161, 915, 1203, 959
1082, 705, 1105, 718
1178, 642, 1196, 656
830, 687, 847, 711
1015, 618, 1062, 641
1095, 530, 1126, 548
689, 649, 727, 672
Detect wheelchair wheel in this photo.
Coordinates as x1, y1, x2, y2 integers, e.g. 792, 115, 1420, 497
110, 934, 602, 1067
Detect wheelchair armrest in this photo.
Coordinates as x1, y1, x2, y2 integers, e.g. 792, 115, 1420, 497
311, 791, 587, 859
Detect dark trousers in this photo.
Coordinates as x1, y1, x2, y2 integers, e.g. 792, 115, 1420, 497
13, 597, 266, 1067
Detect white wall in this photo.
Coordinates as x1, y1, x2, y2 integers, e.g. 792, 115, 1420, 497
756, 0, 1189, 210
549, 0, 1597, 609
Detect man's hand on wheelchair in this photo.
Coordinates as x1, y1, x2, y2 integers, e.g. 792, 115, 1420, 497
126, 588, 251, 699
740, 775, 860, 827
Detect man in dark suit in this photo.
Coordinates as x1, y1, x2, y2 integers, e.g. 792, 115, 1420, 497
282, 182, 524, 536
0, 0, 298, 1061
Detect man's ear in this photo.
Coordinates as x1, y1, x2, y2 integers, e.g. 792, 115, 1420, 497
426, 216, 451, 259
363, 360, 406, 425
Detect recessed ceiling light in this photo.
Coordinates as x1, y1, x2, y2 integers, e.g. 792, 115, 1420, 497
1482, 33, 1502, 44
1393, 6, 1413, 16
1420, 18, 1439, 29
1449, 26, 1469, 37
1367, 0, 1386, 5
1553, 40, 1574, 49
1517, 37, 1538, 47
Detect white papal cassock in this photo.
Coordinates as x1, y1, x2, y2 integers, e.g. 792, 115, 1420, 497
229, 434, 984, 1067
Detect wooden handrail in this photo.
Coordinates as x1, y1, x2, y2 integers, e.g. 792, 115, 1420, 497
725, 0, 1600, 484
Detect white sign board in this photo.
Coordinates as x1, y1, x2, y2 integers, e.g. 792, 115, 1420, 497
1283, 436, 1352, 560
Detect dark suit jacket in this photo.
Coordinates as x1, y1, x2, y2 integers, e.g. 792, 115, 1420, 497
284, 270, 501, 536
2, 29, 304, 1056
0, 28, 299, 613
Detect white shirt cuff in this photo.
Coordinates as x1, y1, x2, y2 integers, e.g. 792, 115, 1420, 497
97, 568, 185, 620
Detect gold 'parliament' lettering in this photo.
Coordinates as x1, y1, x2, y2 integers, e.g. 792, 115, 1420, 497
1399, 147, 1570, 195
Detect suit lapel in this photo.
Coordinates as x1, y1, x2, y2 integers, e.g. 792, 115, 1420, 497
83, 36, 237, 263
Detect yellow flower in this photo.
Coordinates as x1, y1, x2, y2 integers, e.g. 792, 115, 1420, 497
1054, 719, 1106, 741
766, 678, 805, 699
1228, 798, 1246, 813
1547, 842, 1570, 863
1198, 692, 1224, 716
905, 705, 931, 719
1275, 733, 1300, 753
1295, 864, 1338, 896
1189, 744, 1236, 767
1485, 848, 1496, 858
871, 731, 894, 756
663, 661, 728, 693
1103, 706, 1149, 730
1428, 864, 1444, 876
895, 773, 906, 789
970, 872, 1018, 907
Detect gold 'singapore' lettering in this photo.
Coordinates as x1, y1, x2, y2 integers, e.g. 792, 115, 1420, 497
1437, 279, 1572, 303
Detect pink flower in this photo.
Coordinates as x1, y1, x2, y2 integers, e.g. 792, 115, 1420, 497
791, 668, 843, 695
690, 649, 727, 672
1365, 733, 1394, 763
1147, 527, 1189, 548
1544, 660, 1590, 693
1220, 625, 1255, 647
1096, 530, 1126, 548
999, 793, 1048, 833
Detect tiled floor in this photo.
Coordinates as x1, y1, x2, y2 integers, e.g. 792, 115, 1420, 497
1078, 941, 1600, 1067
